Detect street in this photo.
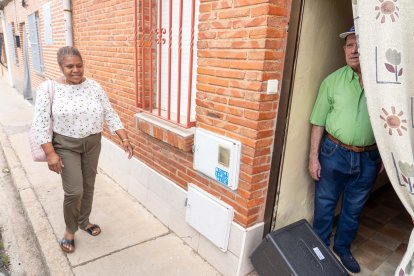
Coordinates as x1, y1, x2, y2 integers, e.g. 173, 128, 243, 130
0, 141, 47, 275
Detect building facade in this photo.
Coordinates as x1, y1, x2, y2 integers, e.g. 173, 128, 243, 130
0, 0, 371, 275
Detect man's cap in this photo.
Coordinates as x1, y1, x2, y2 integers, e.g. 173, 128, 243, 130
339, 26, 355, 39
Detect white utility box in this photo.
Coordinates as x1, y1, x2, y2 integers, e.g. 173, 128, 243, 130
193, 128, 241, 190
186, 184, 234, 252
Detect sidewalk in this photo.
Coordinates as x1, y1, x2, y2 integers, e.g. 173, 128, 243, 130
0, 77, 220, 276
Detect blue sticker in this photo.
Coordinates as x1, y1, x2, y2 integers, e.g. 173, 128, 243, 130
215, 167, 229, 186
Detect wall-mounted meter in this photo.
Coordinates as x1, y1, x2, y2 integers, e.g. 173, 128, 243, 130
193, 128, 241, 190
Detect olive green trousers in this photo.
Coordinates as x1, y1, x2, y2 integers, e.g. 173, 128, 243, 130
53, 132, 101, 234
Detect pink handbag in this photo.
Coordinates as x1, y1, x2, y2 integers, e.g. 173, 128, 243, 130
29, 80, 55, 162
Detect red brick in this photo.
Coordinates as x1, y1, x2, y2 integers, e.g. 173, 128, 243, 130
199, 13, 217, 21
218, 8, 250, 19
232, 17, 268, 28
229, 60, 265, 70
198, 123, 227, 136
251, 4, 288, 16
200, 3, 212, 12
215, 69, 245, 79
198, 31, 217, 39
248, 50, 284, 60
217, 30, 249, 39
198, 50, 247, 59
212, 0, 232, 10
235, 0, 268, 7
210, 21, 233, 29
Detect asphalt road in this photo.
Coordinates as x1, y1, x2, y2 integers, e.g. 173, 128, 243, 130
0, 143, 48, 276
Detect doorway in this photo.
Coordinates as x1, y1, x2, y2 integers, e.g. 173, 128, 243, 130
265, 0, 411, 273
271, 0, 354, 230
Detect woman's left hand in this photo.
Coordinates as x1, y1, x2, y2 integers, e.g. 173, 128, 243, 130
122, 140, 133, 159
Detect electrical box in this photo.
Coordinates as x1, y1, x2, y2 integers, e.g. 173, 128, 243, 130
193, 128, 241, 190
186, 184, 234, 252
266, 79, 279, 94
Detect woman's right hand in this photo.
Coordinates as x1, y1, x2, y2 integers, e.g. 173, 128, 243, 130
47, 152, 64, 174
42, 142, 64, 174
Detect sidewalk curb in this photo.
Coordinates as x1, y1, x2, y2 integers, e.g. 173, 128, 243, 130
0, 126, 73, 276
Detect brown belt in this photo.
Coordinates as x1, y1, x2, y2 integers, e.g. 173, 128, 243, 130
327, 133, 377, 153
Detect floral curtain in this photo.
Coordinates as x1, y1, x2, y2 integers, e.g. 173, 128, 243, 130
352, 1, 414, 275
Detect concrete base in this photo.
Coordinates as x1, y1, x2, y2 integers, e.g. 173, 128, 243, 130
100, 137, 264, 276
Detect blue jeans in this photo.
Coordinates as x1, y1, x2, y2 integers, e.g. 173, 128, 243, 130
313, 135, 381, 255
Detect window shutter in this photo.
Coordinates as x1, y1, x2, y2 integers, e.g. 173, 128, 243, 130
43, 3, 53, 45
28, 13, 43, 72
7, 23, 16, 64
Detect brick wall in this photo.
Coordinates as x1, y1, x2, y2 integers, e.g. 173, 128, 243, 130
72, 0, 199, 192
3, 0, 66, 90
195, 0, 291, 226
71, 0, 291, 227
3, 4, 23, 83
71, 0, 141, 166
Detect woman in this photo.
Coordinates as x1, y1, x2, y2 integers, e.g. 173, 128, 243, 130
31, 46, 133, 253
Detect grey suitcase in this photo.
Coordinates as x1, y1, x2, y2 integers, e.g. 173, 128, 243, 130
250, 219, 348, 276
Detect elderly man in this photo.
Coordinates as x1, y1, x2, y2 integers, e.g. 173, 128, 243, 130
308, 26, 381, 273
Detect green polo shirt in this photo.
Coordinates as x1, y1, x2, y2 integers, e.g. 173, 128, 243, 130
310, 65, 375, 146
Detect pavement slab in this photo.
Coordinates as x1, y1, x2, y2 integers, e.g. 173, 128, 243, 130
8, 132, 170, 267
73, 234, 221, 276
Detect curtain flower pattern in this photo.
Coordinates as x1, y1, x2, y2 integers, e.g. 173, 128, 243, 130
385, 49, 403, 82
352, 1, 414, 275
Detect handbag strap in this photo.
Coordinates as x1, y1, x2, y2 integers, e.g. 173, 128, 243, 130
47, 79, 55, 119
47, 79, 55, 104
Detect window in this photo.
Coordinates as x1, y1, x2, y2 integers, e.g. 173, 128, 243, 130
43, 2, 53, 45
28, 12, 44, 73
137, 0, 199, 128
7, 23, 18, 64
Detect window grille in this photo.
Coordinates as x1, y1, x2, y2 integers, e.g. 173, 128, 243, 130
136, 0, 199, 128
28, 12, 44, 73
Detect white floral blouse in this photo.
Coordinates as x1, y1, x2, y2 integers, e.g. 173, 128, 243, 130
32, 78, 123, 145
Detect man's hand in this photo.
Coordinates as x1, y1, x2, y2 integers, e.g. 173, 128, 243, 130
309, 125, 325, 181
309, 156, 321, 181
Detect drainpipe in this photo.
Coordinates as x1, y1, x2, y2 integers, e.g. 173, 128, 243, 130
0, 10, 14, 86
62, 0, 73, 46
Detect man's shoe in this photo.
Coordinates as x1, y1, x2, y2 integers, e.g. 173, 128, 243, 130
333, 248, 360, 273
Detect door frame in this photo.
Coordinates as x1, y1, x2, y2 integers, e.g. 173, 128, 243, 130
263, 0, 305, 235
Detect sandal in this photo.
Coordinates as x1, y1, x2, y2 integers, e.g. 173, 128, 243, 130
59, 238, 75, 253
83, 224, 101, 236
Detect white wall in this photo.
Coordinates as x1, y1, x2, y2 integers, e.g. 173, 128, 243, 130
99, 137, 264, 276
